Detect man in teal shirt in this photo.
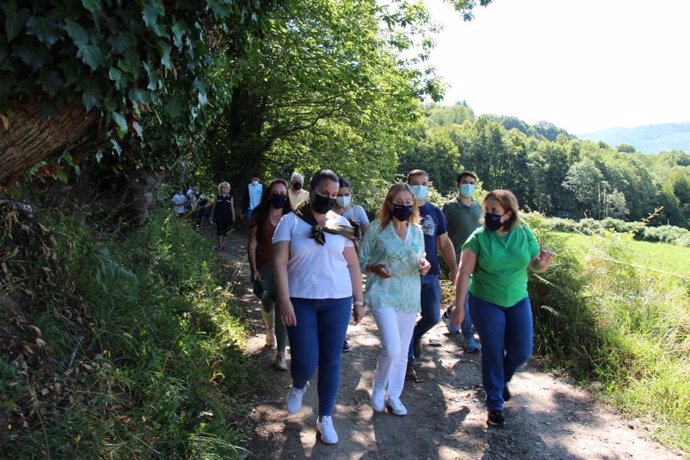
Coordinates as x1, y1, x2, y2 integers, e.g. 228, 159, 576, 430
442, 171, 482, 353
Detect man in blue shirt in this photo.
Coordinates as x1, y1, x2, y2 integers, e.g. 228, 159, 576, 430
406, 169, 457, 380
242, 173, 263, 223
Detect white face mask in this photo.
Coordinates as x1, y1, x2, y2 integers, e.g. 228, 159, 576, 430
251, 179, 259, 185
336, 196, 351, 207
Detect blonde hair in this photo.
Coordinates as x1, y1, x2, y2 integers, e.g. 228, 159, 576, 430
218, 181, 231, 195
378, 183, 419, 230
482, 189, 520, 231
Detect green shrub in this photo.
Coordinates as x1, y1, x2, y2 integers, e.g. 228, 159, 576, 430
1, 208, 254, 458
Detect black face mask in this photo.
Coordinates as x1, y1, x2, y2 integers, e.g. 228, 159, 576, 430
392, 204, 413, 221
484, 212, 504, 231
292, 182, 303, 190
269, 194, 288, 209
312, 193, 337, 214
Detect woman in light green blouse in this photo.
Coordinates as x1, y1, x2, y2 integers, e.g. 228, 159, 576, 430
359, 183, 430, 416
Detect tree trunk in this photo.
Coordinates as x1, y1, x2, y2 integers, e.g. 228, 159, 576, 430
0, 101, 100, 187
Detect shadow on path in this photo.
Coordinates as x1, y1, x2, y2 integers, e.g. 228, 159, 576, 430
208, 225, 682, 460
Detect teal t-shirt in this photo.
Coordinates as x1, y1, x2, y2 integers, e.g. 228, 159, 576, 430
462, 224, 540, 307
359, 220, 425, 314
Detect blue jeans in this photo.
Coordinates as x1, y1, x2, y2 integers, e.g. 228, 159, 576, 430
408, 274, 441, 362
287, 296, 352, 416
246, 208, 254, 222
469, 293, 533, 411
461, 294, 477, 342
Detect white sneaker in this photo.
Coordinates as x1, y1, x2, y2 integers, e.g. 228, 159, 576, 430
386, 396, 408, 416
274, 353, 288, 371
316, 416, 338, 444
286, 383, 308, 414
370, 388, 385, 412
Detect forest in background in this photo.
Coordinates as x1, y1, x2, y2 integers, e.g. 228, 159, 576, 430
1, 0, 688, 457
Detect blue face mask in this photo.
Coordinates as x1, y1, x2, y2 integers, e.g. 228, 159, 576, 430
410, 185, 428, 200
460, 184, 475, 198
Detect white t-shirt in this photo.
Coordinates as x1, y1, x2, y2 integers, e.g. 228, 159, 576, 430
342, 204, 369, 226
272, 212, 354, 299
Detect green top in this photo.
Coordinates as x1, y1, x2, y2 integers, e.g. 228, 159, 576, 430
359, 220, 425, 314
462, 224, 540, 307
442, 197, 482, 257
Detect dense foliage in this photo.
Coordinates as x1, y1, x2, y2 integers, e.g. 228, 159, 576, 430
400, 103, 690, 229
0, 204, 253, 458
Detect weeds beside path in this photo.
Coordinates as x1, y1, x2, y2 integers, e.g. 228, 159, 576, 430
212, 226, 684, 459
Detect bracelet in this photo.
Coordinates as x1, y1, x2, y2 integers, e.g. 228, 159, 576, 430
353, 300, 364, 306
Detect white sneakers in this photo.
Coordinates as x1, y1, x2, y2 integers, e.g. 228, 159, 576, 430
386, 396, 408, 416
286, 383, 308, 414
316, 416, 339, 444
370, 388, 385, 412
274, 353, 288, 371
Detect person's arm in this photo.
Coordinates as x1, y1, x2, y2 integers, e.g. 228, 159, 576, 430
248, 225, 260, 281
344, 245, 365, 324
230, 197, 236, 222
530, 247, 554, 273
209, 199, 216, 224
438, 232, 458, 281
273, 241, 296, 326
356, 206, 370, 235
450, 248, 476, 328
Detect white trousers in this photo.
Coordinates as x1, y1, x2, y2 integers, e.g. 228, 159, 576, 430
371, 307, 417, 399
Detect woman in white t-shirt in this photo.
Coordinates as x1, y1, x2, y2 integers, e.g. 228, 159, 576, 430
333, 177, 370, 353
334, 177, 370, 234
272, 169, 364, 445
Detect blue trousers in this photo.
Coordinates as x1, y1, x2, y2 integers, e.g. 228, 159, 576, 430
408, 274, 441, 361
287, 296, 352, 416
469, 293, 533, 411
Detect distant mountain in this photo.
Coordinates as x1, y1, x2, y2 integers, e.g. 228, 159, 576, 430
578, 122, 690, 154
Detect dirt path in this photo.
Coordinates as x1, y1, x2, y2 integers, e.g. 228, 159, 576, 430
212, 226, 684, 459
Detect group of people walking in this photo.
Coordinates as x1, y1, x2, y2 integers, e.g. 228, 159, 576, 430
237, 168, 552, 444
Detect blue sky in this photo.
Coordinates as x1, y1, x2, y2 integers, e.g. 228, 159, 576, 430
425, 0, 690, 134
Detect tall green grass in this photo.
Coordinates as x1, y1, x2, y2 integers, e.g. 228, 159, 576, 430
1, 209, 256, 458
526, 214, 690, 452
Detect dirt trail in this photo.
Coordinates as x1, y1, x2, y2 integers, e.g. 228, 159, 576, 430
212, 226, 684, 460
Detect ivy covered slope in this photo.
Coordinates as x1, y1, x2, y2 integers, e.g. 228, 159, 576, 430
0, 0, 271, 186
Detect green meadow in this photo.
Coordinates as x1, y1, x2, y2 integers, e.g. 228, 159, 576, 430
556, 231, 690, 278
531, 223, 690, 452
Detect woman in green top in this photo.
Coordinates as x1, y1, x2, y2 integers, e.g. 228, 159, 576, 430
359, 183, 429, 416
450, 189, 553, 426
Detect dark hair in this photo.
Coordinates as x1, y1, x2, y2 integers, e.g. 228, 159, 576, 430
456, 171, 477, 182
251, 172, 260, 178
308, 169, 339, 191
339, 177, 351, 189
250, 179, 292, 238
406, 169, 428, 182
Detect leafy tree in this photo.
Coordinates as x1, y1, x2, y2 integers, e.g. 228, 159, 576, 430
617, 143, 637, 153
0, 0, 274, 187
398, 126, 460, 194
562, 159, 605, 217
425, 101, 475, 127
199, 0, 446, 190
